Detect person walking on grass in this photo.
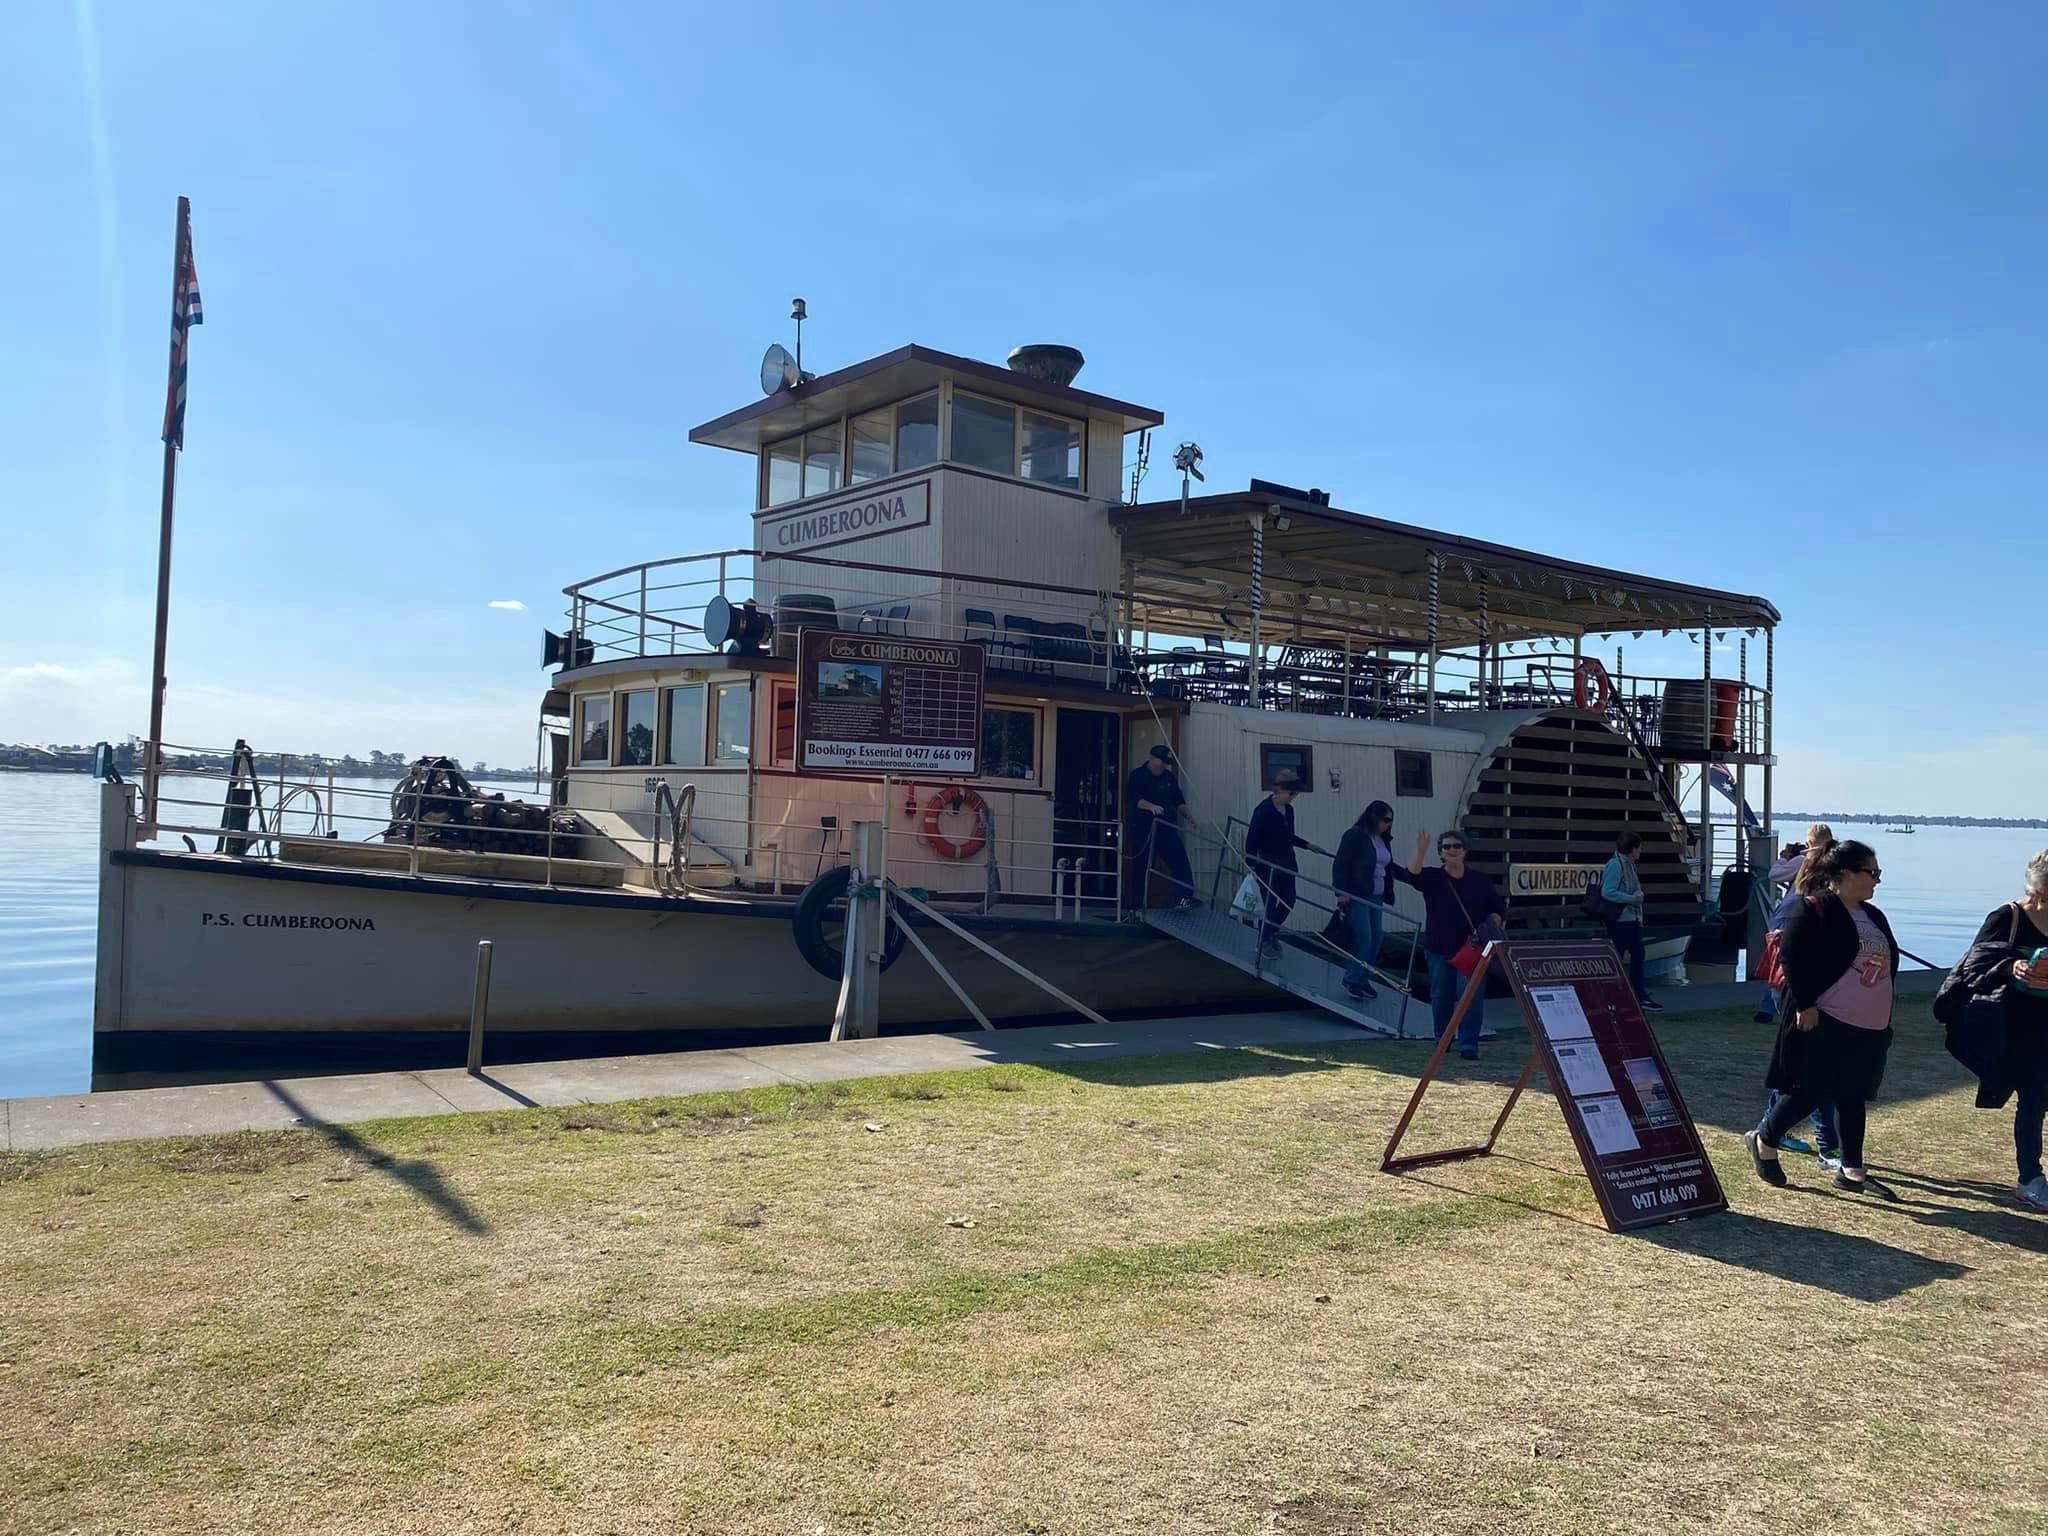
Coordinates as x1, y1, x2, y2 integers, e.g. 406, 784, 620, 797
1404, 827, 1505, 1061
1335, 800, 1396, 1001
1745, 839, 1899, 1200
1246, 769, 1328, 961
1599, 830, 1662, 1012
1940, 849, 2048, 1213
1756, 823, 1836, 1022
1755, 838, 1843, 1168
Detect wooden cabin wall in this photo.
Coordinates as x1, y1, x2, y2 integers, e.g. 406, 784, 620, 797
1168, 703, 1483, 934
750, 469, 949, 638
937, 469, 1120, 643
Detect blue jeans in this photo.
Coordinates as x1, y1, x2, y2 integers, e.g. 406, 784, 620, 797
1427, 950, 1483, 1051
1342, 898, 1385, 988
1134, 820, 1194, 906
1761, 1088, 1840, 1156
1606, 919, 1647, 1002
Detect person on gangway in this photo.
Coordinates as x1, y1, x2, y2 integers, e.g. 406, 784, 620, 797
1126, 744, 1197, 911
1247, 768, 1330, 960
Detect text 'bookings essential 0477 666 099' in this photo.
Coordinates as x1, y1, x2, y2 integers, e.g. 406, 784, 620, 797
795, 630, 987, 777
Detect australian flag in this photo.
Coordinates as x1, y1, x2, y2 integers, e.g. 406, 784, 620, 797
161, 205, 203, 449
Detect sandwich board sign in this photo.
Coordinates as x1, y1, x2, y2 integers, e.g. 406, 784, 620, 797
1381, 939, 1727, 1233
796, 630, 986, 776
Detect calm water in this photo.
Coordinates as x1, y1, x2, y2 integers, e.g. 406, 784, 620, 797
1, 771, 2042, 1100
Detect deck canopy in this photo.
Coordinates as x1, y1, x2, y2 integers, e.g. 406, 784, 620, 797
1111, 484, 1779, 650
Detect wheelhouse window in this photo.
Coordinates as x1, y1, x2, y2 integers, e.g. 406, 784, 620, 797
950, 391, 1017, 476
980, 707, 1037, 782
849, 410, 891, 484
895, 393, 939, 470
765, 437, 802, 507
1020, 409, 1081, 489
617, 690, 656, 767
802, 426, 842, 498
712, 682, 751, 764
662, 685, 705, 766
577, 695, 611, 764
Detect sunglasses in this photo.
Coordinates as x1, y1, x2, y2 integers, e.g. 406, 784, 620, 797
1854, 867, 1882, 881
1439, 842, 1466, 852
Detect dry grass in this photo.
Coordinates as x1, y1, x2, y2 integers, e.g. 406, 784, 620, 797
2, 1002, 2045, 1535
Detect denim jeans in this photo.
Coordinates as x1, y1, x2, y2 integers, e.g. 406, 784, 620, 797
1342, 898, 1385, 988
1135, 820, 1195, 907
2016, 1078, 2048, 1185
1761, 1088, 1840, 1156
1427, 950, 1483, 1051
1606, 919, 1647, 1002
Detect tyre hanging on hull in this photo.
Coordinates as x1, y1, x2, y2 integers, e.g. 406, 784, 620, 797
791, 864, 910, 981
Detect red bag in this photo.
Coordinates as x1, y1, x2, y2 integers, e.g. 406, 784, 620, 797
1759, 895, 1821, 990
1447, 882, 1496, 978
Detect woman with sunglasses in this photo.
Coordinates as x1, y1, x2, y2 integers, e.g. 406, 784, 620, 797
1745, 839, 1900, 1199
1334, 801, 1396, 1000
1405, 827, 1505, 1059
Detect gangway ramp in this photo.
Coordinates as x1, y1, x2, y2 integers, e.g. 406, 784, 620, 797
1141, 906, 1415, 1037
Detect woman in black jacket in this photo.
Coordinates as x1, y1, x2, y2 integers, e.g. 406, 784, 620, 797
1744, 840, 1901, 1199
1942, 850, 2048, 1211
1334, 800, 1396, 999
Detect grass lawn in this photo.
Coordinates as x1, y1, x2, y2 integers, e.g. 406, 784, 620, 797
3, 1002, 2045, 1535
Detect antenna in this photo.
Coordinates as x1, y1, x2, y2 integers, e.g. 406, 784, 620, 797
1127, 428, 1151, 505
791, 297, 808, 380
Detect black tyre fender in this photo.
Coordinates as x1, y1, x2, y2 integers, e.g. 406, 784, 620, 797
791, 865, 909, 980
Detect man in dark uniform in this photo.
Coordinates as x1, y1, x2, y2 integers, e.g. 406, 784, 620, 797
1245, 768, 1328, 958
1126, 744, 1196, 910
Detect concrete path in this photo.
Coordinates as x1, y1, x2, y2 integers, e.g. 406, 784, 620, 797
2, 972, 1942, 1154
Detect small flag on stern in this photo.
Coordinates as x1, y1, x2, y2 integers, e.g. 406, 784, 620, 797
161, 203, 203, 449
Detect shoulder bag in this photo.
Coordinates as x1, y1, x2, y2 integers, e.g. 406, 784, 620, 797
1757, 894, 1822, 991
1447, 879, 1500, 978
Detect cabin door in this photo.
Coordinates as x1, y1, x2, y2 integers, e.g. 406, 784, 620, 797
1053, 708, 1122, 906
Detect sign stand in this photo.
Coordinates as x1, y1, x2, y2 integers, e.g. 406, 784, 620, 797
1380, 939, 1728, 1232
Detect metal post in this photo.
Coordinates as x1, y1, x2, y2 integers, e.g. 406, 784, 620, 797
717, 554, 728, 599
1341, 631, 1353, 715
1762, 626, 1775, 845
1477, 578, 1490, 709
831, 820, 885, 1040
638, 568, 649, 655
1425, 552, 1441, 725
1700, 611, 1713, 901
1247, 513, 1265, 704
466, 940, 493, 1075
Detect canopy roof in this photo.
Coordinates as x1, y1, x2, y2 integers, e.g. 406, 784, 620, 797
1111, 486, 1779, 649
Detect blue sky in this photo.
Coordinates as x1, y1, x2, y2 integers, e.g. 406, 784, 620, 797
2, 2, 2042, 813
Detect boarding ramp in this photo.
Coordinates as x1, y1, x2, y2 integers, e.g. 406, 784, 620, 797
1137, 823, 1422, 1038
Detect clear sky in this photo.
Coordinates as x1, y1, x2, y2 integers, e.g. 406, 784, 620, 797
3, 3, 2042, 813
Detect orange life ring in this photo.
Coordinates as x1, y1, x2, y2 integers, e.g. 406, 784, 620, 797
1572, 657, 1613, 712
921, 788, 988, 860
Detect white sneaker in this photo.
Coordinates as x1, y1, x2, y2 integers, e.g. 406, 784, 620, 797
2017, 1176, 2048, 1213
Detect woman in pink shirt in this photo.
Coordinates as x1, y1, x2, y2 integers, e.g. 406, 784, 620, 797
1744, 839, 1901, 1199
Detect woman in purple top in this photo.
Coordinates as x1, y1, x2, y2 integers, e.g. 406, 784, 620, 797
1401, 827, 1505, 1060
1745, 839, 1900, 1199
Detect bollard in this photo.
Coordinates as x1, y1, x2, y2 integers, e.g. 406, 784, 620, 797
467, 939, 494, 1075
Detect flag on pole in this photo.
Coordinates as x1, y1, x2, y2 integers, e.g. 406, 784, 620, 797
161, 203, 203, 449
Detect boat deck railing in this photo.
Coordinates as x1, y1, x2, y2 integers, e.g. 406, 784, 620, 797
563, 550, 1770, 736
129, 743, 1130, 919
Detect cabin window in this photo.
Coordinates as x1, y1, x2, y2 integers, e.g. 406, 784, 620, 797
577, 695, 611, 764
616, 690, 657, 767
771, 682, 797, 765
1395, 750, 1433, 797
765, 436, 803, 507
662, 685, 705, 766
712, 682, 751, 764
802, 426, 842, 498
1260, 743, 1312, 792
950, 391, 1017, 476
1020, 409, 1082, 489
849, 410, 892, 484
980, 707, 1038, 782
895, 394, 939, 470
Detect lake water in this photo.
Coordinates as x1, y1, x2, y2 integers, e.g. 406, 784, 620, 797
1, 771, 2042, 1100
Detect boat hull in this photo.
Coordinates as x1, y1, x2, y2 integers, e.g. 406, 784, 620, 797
97, 850, 1278, 1048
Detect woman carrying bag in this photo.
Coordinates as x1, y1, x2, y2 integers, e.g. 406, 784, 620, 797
1403, 828, 1505, 1060
1744, 840, 1900, 1199
1935, 850, 2048, 1212
1334, 801, 1397, 1000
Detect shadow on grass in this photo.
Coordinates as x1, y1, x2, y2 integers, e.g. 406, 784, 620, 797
260, 1080, 490, 1236
1636, 1209, 1970, 1300
1027, 1039, 1365, 1092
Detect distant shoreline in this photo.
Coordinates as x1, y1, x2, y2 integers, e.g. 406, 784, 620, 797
1774, 812, 2048, 832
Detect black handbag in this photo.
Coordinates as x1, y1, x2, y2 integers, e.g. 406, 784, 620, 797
1581, 876, 1622, 922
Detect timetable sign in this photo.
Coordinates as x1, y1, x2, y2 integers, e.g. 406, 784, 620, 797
796, 630, 985, 776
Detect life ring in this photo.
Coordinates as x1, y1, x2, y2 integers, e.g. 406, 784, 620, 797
1572, 657, 1613, 712
921, 788, 988, 860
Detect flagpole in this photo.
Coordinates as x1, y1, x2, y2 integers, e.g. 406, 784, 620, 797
142, 195, 190, 835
